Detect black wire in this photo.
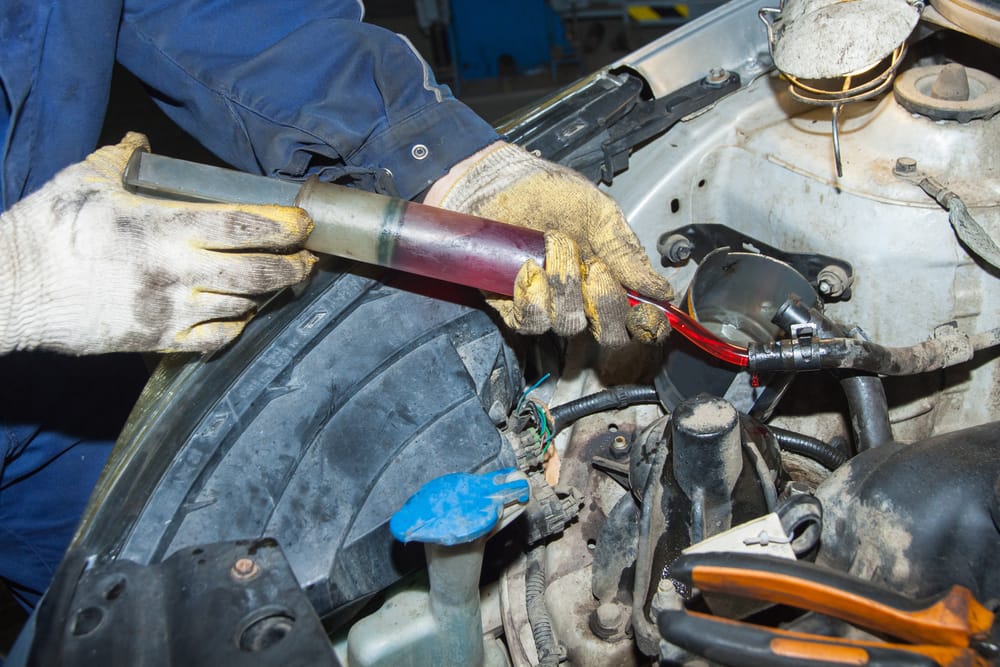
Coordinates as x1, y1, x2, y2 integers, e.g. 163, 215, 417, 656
525, 545, 563, 667
549, 385, 661, 435
768, 425, 848, 470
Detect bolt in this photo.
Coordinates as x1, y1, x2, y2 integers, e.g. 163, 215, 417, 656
706, 68, 729, 85
816, 264, 850, 299
658, 233, 694, 264
596, 602, 624, 631
590, 602, 629, 640
231, 557, 260, 581
894, 157, 917, 175
611, 435, 630, 457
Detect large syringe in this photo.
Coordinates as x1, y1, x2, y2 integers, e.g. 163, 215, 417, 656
124, 150, 747, 366
123, 150, 546, 297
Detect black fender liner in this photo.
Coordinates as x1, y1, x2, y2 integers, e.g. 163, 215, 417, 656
74, 259, 520, 618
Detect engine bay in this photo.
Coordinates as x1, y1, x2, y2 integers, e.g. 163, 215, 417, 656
26, 0, 1000, 664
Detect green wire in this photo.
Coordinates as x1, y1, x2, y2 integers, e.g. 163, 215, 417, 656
516, 373, 551, 412
534, 402, 553, 454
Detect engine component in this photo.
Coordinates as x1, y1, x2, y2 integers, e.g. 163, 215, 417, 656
746, 320, 1000, 375
655, 224, 854, 297
547, 385, 660, 436
348, 470, 530, 667
894, 64, 1000, 122
521, 473, 583, 546
656, 250, 817, 419
767, 426, 847, 469
626, 396, 785, 654
760, 0, 919, 81
774, 492, 823, 557
671, 395, 744, 541
815, 421, 1000, 602
657, 233, 694, 264
525, 545, 567, 667
895, 158, 1000, 272
772, 298, 894, 452
29, 540, 339, 667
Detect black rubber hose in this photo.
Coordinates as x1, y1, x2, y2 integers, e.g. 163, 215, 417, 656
764, 297, 1000, 376
749, 333, 982, 376
839, 374, 893, 452
767, 425, 848, 470
525, 545, 563, 667
549, 385, 660, 434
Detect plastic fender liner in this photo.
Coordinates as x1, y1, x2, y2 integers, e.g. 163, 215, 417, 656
74, 259, 521, 619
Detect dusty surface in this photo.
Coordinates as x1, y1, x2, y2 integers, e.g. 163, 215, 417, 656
774, 0, 919, 79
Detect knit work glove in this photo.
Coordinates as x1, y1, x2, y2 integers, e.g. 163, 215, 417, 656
0, 133, 316, 355
426, 143, 672, 346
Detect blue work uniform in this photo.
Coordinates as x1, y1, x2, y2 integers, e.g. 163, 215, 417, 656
0, 0, 499, 609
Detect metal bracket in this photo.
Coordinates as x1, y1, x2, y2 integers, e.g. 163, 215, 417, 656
657, 223, 855, 301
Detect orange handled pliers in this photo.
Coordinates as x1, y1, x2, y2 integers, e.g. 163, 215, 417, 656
659, 551, 998, 667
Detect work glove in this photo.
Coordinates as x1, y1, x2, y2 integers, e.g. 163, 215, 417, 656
425, 142, 672, 346
0, 133, 316, 355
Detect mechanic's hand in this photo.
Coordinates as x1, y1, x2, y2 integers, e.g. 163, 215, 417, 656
0, 132, 316, 355
425, 142, 672, 346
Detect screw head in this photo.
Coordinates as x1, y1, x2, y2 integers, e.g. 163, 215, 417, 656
231, 557, 260, 581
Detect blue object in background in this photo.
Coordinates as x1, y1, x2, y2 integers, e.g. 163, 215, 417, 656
390, 469, 530, 546
448, 0, 571, 79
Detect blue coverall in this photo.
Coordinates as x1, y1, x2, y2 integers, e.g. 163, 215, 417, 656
0, 0, 499, 609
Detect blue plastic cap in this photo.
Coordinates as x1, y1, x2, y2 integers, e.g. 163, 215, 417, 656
389, 468, 530, 546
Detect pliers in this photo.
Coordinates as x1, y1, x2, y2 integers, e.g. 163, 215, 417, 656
658, 551, 999, 666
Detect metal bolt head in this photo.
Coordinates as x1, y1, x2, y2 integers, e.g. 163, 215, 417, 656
816, 264, 850, 299
658, 233, 694, 264
590, 602, 629, 640
706, 68, 729, 85
894, 157, 917, 175
611, 435, 630, 457
596, 602, 624, 630
231, 557, 260, 581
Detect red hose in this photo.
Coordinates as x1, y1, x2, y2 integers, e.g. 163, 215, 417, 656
627, 291, 749, 367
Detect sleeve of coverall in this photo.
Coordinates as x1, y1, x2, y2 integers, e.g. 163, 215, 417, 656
115, 0, 500, 200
